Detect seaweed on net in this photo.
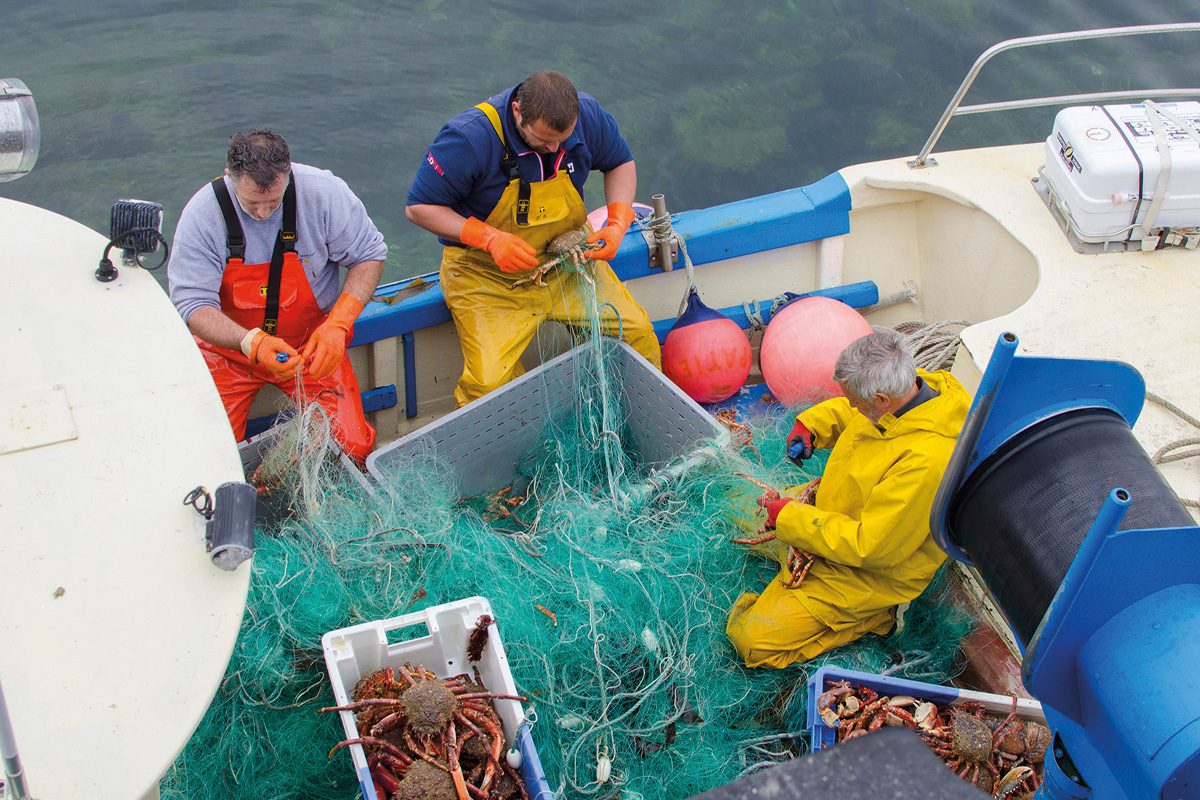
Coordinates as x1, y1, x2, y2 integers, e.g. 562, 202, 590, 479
162, 276, 973, 799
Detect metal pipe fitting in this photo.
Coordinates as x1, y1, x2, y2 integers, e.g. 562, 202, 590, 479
651, 193, 675, 272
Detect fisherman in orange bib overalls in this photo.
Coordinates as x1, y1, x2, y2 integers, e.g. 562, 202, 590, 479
405, 70, 661, 407
168, 129, 386, 463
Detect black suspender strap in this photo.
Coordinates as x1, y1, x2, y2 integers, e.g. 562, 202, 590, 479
515, 178, 532, 227
262, 172, 297, 335
475, 100, 532, 226
210, 177, 245, 260
500, 145, 521, 181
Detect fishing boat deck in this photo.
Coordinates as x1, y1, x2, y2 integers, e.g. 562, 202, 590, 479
841, 142, 1200, 513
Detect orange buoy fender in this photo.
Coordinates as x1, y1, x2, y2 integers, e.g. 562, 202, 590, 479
662, 290, 752, 403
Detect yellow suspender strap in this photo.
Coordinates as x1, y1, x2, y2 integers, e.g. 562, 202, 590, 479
475, 100, 524, 209
474, 102, 506, 147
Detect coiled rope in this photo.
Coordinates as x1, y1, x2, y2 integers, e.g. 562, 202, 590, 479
635, 212, 700, 317
1147, 391, 1200, 510
893, 320, 970, 373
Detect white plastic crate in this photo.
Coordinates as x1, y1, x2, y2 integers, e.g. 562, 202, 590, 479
322, 596, 551, 800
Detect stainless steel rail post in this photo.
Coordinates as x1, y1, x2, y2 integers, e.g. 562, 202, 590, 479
651, 193, 675, 271
910, 22, 1200, 168
0, 679, 32, 800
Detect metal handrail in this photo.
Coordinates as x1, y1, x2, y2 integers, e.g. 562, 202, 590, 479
910, 22, 1200, 168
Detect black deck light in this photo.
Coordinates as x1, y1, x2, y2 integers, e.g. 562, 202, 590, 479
96, 200, 169, 282
184, 482, 257, 571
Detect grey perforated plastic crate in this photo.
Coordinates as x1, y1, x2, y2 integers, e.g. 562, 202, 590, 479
238, 422, 373, 524
240, 423, 372, 491
366, 341, 727, 498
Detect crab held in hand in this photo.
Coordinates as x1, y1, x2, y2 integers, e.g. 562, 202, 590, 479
730, 473, 818, 588
510, 229, 600, 288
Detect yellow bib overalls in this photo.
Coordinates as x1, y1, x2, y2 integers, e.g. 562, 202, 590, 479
439, 102, 662, 407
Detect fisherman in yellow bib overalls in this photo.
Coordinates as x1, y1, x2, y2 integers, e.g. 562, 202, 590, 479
406, 70, 662, 406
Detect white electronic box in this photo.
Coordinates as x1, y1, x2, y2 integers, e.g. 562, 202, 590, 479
1040, 101, 1200, 248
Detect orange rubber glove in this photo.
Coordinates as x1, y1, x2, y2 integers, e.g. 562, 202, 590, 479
585, 202, 636, 262
460, 216, 538, 274
300, 292, 364, 380
246, 330, 302, 381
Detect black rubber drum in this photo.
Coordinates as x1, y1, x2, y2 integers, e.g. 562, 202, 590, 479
948, 408, 1193, 645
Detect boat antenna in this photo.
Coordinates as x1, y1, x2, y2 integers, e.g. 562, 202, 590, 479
0, 679, 34, 800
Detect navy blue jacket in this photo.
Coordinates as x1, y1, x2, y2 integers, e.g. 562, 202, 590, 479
407, 84, 633, 243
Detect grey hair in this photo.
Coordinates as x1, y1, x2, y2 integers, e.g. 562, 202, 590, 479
226, 129, 291, 189
832, 329, 916, 399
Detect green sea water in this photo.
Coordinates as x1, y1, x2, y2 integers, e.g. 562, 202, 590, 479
2, 0, 1198, 286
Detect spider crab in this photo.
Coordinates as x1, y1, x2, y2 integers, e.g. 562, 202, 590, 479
919, 701, 1003, 793
510, 229, 599, 288
730, 473, 819, 588
321, 663, 530, 800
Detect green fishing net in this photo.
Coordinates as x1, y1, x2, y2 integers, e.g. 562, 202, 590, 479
162, 283, 973, 799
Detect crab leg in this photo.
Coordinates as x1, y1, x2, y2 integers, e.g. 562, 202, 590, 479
733, 472, 780, 498
731, 531, 777, 545
462, 707, 507, 792
319, 697, 405, 713
458, 691, 527, 702
328, 736, 410, 762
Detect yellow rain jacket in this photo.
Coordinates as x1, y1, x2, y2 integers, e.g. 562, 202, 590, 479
727, 368, 970, 668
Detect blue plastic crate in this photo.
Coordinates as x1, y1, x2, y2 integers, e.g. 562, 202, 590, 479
806, 665, 1044, 753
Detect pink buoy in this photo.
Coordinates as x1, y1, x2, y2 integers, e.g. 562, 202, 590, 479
760, 295, 873, 405
662, 290, 752, 403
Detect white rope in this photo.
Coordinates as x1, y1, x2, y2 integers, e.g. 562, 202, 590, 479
860, 280, 919, 315
742, 301, 767, 334
635, 212, 700, 317
1147, 390, 1200, 510
892, 320, 969, 372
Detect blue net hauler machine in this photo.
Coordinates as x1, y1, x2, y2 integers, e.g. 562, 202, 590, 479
931, 333, 1200, 799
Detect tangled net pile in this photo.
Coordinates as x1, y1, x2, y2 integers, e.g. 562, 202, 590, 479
163, 274, 974, 799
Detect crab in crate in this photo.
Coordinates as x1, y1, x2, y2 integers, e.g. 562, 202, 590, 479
510, 228, 601, 288
920, 701, 1003, 793
321, 662, 530, 800
817, 680, 1050, 798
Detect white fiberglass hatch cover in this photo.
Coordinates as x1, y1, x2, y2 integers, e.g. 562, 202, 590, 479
0, 198, 248, 799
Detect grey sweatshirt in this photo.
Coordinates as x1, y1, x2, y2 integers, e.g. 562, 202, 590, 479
168, 162, 387, 322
